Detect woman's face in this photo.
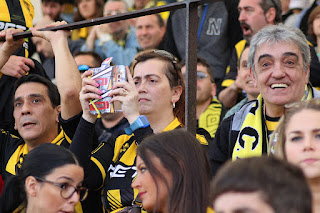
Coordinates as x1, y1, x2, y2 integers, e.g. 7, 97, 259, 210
132, 155, 172, 212
78, 0, 97, 20
133, 58, 181, 117
285, 109, 320, 179
313, 14, 320, 37
27, 164, 84, 213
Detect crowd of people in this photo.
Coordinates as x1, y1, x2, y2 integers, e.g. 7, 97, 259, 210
0, 0, 320, 212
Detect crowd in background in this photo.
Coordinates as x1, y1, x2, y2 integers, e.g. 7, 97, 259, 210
0, 0, 320, 212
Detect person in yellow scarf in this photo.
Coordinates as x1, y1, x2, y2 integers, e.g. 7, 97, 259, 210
181, 56, 225, 140
209, 24, 320, 175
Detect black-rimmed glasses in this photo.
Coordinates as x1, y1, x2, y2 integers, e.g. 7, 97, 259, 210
34, 176, 88, 201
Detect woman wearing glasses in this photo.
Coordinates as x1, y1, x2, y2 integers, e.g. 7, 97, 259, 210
271, 99, 320, 213
0, 143, 88, 213
70, 50, 209, 212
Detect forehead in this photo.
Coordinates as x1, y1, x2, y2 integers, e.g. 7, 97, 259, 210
136, 155, 143, 165
214, 191, 274, 212
240, 48, 250, 62
181, 63, 208, 74
255, 41, 302, 61
14, 82, 49, 98
42, 1, 61, 6
136, 15, 158, 26
133, 58, 167, 77
32, 36, 46, 44
239, 0, 262, 8
74, 55, 95, 66
47, 164, 83, 181
286, 109, 320, 130
105, 1, 126, 11
197, 63, 209, 74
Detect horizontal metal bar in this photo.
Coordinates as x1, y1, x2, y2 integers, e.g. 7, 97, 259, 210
0, 0, 219, 41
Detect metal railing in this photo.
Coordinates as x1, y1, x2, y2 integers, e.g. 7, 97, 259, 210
5, 0, 220, 134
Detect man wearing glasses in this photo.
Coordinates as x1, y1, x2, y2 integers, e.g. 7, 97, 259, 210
181, 57, 225, 139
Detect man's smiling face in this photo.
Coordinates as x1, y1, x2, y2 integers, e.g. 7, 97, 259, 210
252, 41, 309, 108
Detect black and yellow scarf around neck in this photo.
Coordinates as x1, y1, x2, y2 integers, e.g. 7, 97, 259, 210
232, 85, 313, 160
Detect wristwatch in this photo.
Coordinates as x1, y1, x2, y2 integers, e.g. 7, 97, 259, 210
125, 115, 150, 135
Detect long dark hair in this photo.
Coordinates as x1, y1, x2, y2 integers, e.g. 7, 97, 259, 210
132, 50, 186, 125
74, 0, 104, 22
0, 144, 80, 213
136, 129, 210, 213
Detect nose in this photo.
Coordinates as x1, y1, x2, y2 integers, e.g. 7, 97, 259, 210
238, 11, 246, 22
141, 27, 148, 36
271, 62, 286, 79
36, 44, 42, 53
136, 81, 147, 93
21, 103, 31, 115
131, 175, 141, 189
303, 136, 315, 151
43, 7, 50, 15
69, 190, 81, 205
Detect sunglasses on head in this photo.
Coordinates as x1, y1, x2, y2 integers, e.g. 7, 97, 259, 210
78, 65, 92, 72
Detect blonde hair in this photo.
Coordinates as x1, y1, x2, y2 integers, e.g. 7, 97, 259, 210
270, 99, 320, 159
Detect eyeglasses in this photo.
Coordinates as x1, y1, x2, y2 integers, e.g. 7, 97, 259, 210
196, 71, 208, 80
78, 65, 91, 72
34, 176, 88, 201
183, 71, 208, 80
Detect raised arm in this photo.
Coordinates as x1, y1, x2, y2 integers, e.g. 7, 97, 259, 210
0, 29, 25, 70
31, 22, 82, 120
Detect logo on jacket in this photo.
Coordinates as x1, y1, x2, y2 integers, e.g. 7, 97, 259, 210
206, 18, 222, 36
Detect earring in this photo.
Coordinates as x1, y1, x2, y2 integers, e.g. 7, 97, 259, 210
173, 102, 176, 108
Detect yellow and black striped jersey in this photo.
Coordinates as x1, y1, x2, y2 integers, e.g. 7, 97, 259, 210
1, 114, 86, 213
0, 128, 71, 181
71, 117, 209, 213
0, 0, 34, 57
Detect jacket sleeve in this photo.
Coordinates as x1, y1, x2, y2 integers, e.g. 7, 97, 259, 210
225, 0, 243, 48
163, 11, 181, 60
221, 47, 238, 88
309, 45, 320, 88
70, 117, 114, 190
208, 115, 233, 176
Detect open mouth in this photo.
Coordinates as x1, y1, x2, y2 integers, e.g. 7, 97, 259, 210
270, 83, 288, 89
22, 122, 36, 127
240, 23, 251, 34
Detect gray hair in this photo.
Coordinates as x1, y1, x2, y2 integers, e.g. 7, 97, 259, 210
105, 0, 129, 11
248, 24, 311, 74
